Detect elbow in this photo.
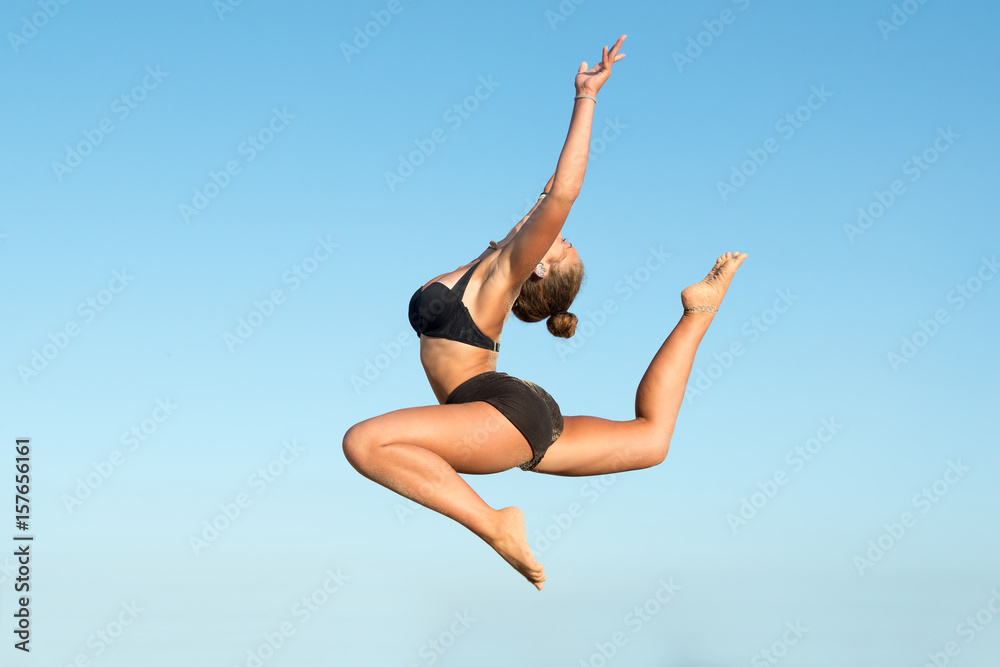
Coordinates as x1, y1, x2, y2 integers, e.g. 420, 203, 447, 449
547, 183, 581, 204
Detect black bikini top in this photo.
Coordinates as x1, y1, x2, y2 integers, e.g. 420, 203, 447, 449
408, 260, 499, 352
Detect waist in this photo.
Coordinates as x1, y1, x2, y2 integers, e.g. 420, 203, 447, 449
418, 337, 498, 403
444, 370, 515, 402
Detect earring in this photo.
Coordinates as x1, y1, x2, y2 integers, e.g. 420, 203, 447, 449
535, 263, 548, 278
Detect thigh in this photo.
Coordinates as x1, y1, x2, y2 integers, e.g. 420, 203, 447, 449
530, 415, 657, 477
353, 401, 534, 474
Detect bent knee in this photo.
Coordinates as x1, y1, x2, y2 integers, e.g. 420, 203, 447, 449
342, 422, 380, 470
627, 422, 672, 469
648, 440, 670, 467
631, 444, 670, 469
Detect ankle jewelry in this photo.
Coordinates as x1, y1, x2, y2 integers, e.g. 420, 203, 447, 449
684, 305, 718, 314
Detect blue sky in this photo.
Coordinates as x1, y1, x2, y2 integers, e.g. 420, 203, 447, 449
2, 0, 998, 665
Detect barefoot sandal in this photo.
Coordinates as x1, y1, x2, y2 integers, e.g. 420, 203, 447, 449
684, 305, 718, 314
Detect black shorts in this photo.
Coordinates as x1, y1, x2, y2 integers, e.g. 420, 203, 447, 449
445, 371, 564, 471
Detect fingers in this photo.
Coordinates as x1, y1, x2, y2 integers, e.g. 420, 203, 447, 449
611, 34, 626, 55
609, 34, 626, 61
578, 35, 627, 83
603, 35, 626, 72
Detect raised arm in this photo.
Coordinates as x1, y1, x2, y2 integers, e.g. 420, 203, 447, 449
495, 174, 556, 246
495, 35, 626, 285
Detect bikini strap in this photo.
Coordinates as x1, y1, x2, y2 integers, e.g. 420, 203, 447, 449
451, 260, 481, 298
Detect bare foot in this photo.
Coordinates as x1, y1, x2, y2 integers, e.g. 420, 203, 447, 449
484, 507, 546, 590
680, 251, 748, 315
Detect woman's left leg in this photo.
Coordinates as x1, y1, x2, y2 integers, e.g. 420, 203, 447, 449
532, 251, 746, 476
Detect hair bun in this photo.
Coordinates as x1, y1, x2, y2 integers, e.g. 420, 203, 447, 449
547, 311, 578, 338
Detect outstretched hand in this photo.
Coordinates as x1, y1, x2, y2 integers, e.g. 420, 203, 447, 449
575, 35, 626, 97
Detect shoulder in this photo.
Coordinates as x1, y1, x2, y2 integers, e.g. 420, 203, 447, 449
477, 248, 525, 301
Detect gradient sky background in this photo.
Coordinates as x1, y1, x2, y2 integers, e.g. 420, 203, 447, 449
2, 0, 998, 665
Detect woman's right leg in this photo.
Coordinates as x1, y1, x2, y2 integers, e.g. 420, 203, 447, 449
342, 401, 548, 588
533, 251, 747, 476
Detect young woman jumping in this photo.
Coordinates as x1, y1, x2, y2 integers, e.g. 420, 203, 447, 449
343, 35, 747, 589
